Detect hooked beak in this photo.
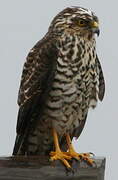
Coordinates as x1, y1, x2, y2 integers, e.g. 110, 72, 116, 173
91, 21, 100, 36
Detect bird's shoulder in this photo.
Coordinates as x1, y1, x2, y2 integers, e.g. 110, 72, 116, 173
18, 33, 58, 107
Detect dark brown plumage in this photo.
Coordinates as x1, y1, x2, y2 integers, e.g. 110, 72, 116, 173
13, 7, 105, 168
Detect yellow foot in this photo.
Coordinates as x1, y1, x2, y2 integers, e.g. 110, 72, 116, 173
65, 152, 94, 166
50, 151, 72, 169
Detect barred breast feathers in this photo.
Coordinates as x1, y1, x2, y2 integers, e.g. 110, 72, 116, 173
56, 31, 99, 109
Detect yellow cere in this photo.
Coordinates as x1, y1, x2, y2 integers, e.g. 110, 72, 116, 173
91, 21, 99, 28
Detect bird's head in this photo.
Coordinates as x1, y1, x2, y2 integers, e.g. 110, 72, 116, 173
49, 7, 100, 39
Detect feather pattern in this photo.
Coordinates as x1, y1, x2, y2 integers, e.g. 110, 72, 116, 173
13, 7, 105, 156
13, 35, 58, 154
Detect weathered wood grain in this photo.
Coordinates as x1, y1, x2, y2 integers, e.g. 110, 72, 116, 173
0, 156, 106, 180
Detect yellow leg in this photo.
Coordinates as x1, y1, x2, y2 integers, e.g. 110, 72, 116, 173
50, 129, 71, 168
65, 133, 94, 165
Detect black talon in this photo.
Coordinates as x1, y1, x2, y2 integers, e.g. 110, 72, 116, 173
71, 159, 80, 172
65, 166, 74, 176
89, 152, 95, 156
82, 158, 94, 167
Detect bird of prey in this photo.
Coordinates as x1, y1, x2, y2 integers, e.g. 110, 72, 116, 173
13, 6, 105, 169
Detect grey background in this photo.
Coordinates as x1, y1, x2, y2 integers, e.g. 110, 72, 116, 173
0, 0, 117, 180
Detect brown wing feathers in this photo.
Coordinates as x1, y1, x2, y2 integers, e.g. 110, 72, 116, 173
96, 56, 105, 101
13, 36, 58, 155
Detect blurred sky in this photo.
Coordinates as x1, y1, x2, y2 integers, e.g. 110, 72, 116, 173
0, 1, 117, 180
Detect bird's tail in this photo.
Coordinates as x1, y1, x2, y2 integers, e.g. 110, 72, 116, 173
12, 134, 25, 155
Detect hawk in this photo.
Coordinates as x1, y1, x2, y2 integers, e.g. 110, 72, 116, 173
13, 7, 105, 169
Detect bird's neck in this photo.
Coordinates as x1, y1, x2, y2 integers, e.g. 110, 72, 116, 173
57, 31, 96, 53
56, 31, 97, 73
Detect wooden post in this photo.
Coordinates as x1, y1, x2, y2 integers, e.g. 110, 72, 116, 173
0, 156, 106, 180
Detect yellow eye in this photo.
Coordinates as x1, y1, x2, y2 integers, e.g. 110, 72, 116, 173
78, 20, 86, 27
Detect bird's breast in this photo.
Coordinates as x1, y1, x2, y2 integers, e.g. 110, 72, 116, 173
43, 37, 99, 135
43, 59, 85, 135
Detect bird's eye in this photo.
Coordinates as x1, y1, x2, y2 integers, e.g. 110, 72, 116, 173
78, 20, 86, 27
